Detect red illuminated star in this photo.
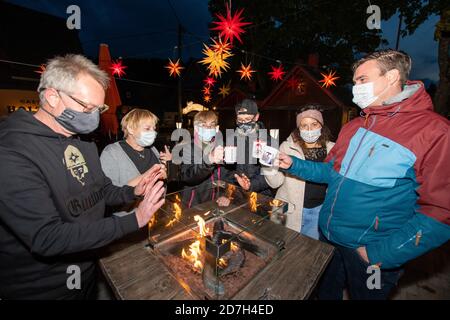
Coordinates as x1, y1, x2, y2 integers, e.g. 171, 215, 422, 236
110, 60, 127, 78
268, 65, 286, 81
210, 4, 251, 44
203, 77, 216, 87
287, 77, 300, 90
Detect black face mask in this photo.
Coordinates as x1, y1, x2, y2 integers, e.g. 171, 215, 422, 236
237, 121, 256, 133
42, 107, 100, 134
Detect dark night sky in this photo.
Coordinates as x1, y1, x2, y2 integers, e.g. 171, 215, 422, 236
5, 0, 440, 83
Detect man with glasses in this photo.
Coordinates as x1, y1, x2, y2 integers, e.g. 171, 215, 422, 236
0, 54, 166, 299
179, 110, 224, 207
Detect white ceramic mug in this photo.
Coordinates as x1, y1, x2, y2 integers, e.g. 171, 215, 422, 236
259, 145, 279, 167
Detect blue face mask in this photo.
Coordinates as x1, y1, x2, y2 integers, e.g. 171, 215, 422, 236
300, 128, 321, 143
197, 126, 216, 142
136, 130, 157, 147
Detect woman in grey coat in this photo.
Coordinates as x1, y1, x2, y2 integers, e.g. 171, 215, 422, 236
100, 109, 174, 218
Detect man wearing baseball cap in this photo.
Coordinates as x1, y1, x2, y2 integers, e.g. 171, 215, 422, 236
224, 98, 273, 196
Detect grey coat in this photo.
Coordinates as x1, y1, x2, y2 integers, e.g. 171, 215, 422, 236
100, 141, 160, 217
100, 141, 160, 187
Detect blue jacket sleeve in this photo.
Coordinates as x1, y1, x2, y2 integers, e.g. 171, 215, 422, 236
366, 213, 450, 269
285, 156, 333, 184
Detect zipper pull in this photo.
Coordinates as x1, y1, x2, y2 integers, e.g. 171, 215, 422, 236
364, 113, 370, 127
415, 230, 422, 246
374, 216, 379, 231
369, 145, 375, 157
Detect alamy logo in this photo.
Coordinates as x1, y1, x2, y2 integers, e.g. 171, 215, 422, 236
366, 265, 381, 290
366, 5, 381, 30
66, 265, 81, 290
66, 5, 81, 30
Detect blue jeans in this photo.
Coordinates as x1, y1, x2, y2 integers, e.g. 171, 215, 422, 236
301, 204, 321, 240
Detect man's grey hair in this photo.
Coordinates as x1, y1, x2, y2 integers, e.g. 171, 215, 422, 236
37, 54, 110, 105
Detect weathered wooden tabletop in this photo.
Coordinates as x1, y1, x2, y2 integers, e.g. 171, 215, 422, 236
99, 210, 334, 300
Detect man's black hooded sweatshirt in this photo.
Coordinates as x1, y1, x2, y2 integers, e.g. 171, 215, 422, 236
0, 110, 139, 299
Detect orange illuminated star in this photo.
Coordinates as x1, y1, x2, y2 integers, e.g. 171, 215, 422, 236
218, 82, 231, 98
319, 70, 339, 88
203, 86, 211, 95
211, 37, 233, 56
165, 58, 184, 77
204, 95, 211, 103
237, 63, 255, 81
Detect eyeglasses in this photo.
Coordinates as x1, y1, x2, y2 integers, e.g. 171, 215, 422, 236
41, 88, 110, 114
59, 91, 110, 114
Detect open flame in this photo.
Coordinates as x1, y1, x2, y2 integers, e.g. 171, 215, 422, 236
225, 184, 236, 200
148, 214, 157, 229
218, 258, 227, 268
181, 215, 210, 272
181, 240, 203, 272
269, 199, 283, 207
249, 192, 258, 212
166, 195, 182, 227
194, 215, 210, 237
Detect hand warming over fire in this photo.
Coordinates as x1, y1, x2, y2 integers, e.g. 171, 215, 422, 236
235, 173, 251, 191
216, 196, 231, 207
135, 178, 166, 228
134, 164, 165, 196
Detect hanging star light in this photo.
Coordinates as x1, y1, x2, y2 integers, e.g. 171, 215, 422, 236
319, 70, 339, 88
203, 86, 211, 95
237, 63, 255, 81
35, 64, 46, 74
203, 77, 216, 88
204, 95, 211, 103
268, 65, 286, 81
110, 60, 127, 78
287, 77, 300, 90
165, 58, 184, 77
211, 37, 233, 56
218, 82, 231, 98
200, 43, 232, 78
211, 3, 251, 44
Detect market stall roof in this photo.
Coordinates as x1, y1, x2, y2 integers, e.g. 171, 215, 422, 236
261, 64, 348, 110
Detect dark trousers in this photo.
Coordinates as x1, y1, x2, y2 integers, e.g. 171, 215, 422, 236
317, 234, 403, 300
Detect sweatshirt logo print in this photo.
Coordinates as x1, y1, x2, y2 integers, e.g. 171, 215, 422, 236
64, 145, 89, 186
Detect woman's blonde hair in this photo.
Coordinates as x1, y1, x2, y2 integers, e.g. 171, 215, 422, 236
121, 108, 159, 138
193, 110, 218, 126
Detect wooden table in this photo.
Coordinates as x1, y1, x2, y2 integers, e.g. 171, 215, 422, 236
99, 211, 334, 300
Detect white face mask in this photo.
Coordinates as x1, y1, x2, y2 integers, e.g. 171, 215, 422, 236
352, 78, 391, 109
352, 82, 380, 109
136, 130, 157, 147
196, 126, 216, 142
300, 128, 321, 143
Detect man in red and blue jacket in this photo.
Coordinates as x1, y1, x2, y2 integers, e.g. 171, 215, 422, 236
278, 50, 450, 299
